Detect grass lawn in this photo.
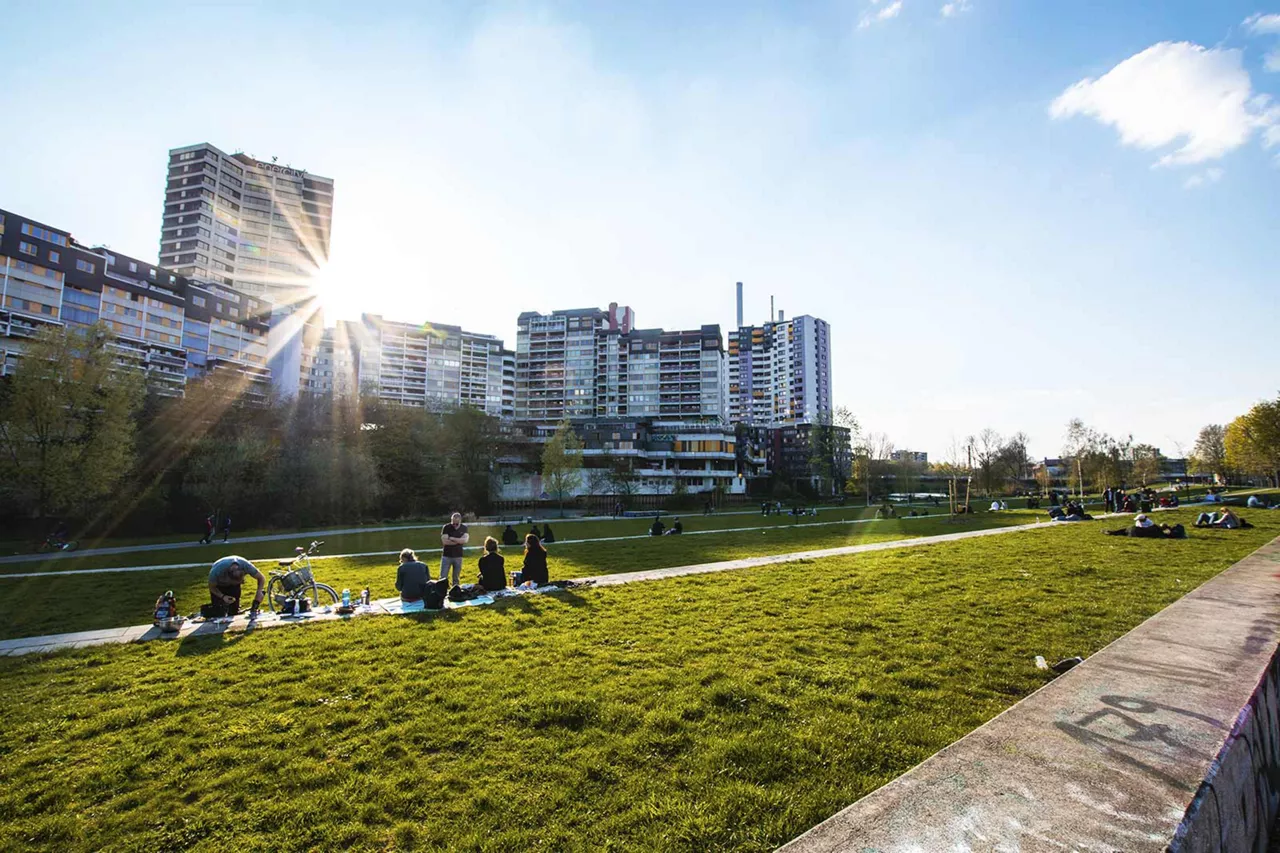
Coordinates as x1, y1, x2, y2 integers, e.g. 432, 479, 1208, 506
1, 511, 1276, 852
0, 511, 1038, 640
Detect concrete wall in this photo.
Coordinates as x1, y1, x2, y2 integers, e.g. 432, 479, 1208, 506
780, 534, 1280, 853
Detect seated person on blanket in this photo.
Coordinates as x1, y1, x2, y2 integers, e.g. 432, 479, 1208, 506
1247, 495, 1273, 509
478, 537, 506, 592
1196, 507, 1244, 529
664, 517, 683, 535
541, 523, 556, 544
208, 555, 265, 614
650, 516, 665, 536
395, 548, 432, 603
502, 524, 520, 546
516, 533, 549, 586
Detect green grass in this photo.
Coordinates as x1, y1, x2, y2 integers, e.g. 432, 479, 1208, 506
0, 510, 1039, 640
1, 511, 1275, 852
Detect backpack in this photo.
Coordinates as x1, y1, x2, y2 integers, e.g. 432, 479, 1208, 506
423, 579, 449, 610
154, 590, 177, 622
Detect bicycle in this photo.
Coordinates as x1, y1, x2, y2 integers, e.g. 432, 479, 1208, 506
36, 535, 78, 553
266, 540, 340, 613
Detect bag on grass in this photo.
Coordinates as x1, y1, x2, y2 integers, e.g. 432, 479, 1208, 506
423, 579, 449, 610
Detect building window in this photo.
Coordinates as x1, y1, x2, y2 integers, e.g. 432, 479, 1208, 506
18, 241, 38, 256
75, 259, 96, 274
20, 223, 68, 246
149, 268, 156, 278
49, 251, 60, 263
128, 261, 138, 273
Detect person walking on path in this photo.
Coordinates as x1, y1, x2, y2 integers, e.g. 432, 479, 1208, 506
199, 513, 215, 545
440, 512, 469, 586
221, 514, 232, 543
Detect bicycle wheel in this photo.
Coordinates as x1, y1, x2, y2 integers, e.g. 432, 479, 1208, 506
266, 576, 286, 613
308, 583, 340, 610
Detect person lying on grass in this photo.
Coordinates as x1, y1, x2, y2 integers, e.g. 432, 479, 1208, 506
208, 555, 264, 614
478, 537, 506, 592
1104, 514, 1186, 538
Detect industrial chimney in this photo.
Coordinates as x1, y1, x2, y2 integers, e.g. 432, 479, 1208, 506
735, 282, 743, 329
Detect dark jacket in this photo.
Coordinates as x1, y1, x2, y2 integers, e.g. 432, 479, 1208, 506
522, 548, 549, 585
478, 553, 506, 591
396, 560, 431, 600
502, 526, 519, 546
541, 525, 556, 543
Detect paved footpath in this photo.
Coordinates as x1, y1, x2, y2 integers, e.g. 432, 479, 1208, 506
0, 519, 1056, 657
0, 509, 1015, 579
0, 505, 863, 567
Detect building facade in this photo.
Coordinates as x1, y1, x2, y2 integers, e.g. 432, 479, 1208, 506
352, 314, 514, 416
0, 207, 270, 397
160, 143, 334, 301
515, 304, 726, 426
160, 143, 335, 397
728, 314, 832, 427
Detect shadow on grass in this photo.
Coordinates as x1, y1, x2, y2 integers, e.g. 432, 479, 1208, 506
176, 629, 248, 657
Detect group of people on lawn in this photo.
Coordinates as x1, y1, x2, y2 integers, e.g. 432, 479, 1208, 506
206, 511, 553, 614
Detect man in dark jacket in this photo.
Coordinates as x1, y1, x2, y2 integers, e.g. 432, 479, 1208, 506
396, 548, 431, 602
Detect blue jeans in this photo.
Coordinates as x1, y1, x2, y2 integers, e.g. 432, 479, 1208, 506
440, 556, 463, 585
1196, 512, 1217, 526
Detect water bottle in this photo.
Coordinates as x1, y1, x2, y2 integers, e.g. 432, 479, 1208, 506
360, 588, 370, 606
342, 588, 351, 607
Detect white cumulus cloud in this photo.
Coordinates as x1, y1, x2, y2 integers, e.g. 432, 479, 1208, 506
941, 0, 972, 17
1049, 41, 1278, 166
1182, 166, 1224, 188
1244, 12, 1280, 34
859, 0, 903, 29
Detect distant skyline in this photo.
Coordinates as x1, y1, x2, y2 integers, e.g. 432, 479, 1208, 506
2, 1, 1277, 460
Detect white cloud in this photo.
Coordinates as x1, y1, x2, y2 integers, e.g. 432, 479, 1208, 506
1244, 13, 1280, 34
1267, 49, 1280, 71
941, 0, 972, 17
1049, 41, 1279, 166
1182, 166, 1224, 188
859, 0, 903, 29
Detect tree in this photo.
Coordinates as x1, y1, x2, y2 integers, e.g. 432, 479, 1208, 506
1131, 443, 1163, 487
437, 406, 503, 513
808, 406, 857, 496
848, 431, 893, 506
973, 428, 1004, 496
541, 420, 583, 516
1188, 424, 1228, 483
603, 451, 638, 506
1225, 398, 1280, 486
0, 323, 144, 519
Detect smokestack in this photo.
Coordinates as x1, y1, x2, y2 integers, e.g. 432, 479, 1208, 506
735, 282, 743, 329
770, 294, 775, 323
778, 310, 785, 322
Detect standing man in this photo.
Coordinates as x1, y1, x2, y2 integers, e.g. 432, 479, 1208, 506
208, 555, 265, 615
440, 512, 469, 586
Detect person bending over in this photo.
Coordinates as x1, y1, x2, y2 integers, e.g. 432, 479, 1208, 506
395, 548, 432, 603
208, 555, 264, 614
440, 512, 469, 586
478, 537, 506, 592
520, 534, 549, 586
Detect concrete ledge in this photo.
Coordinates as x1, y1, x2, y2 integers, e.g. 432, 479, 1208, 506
780, 534, 1280, 853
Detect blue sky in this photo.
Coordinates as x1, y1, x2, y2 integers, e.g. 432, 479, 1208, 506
1, 1, 1277, 459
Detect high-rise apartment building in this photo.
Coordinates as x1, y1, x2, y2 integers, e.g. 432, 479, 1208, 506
515, 304, 726, 425
0, 206, 270, 398
352, 314, 514, 417
160, 143, 334, 398
159, 143, 334, 301
728, 313, 831, 427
